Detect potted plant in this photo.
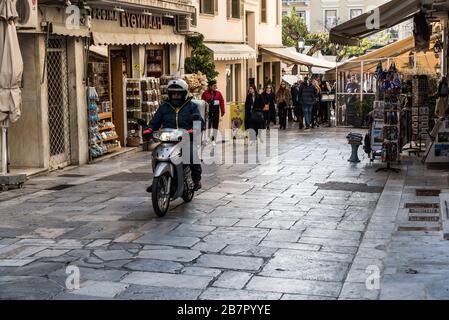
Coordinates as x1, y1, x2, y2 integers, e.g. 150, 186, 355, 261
353, 99, 373, 128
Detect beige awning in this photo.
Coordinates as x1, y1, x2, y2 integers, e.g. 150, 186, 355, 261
330, 0, 422, 46
89, 45, 108, 58
260, 46, 336, 69
204, 43, 256, 61
51, 23, 90, 38
92, 31, 184, 46
93, 32, 153, 46
150, 33, 185, 45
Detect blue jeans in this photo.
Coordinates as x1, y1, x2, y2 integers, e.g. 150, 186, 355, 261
303, 104, 313, 126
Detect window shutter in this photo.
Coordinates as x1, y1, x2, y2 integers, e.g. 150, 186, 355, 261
240, 0, 244, 19
214, 0, 218, 15
227, 0, 231, 18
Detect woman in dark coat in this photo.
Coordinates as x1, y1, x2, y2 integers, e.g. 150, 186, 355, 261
245, 84, 265, 140
261, 84, 276, 130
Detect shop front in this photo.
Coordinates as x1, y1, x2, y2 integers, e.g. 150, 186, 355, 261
86, 6, 188, 161
7, 1, 194, 172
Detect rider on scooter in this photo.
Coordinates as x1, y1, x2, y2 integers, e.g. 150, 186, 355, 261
143, 79, 204, 191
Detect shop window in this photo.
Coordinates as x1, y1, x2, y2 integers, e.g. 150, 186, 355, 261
349, 9, 363, 19
146, 49, 164, 78
324, 10, 338, 30
260, 0, 267, 23
191, 8, 197, 26
234, 63, 241, 102
200, 0, 215, 15
227, 0, 242, 19
226, 64, 233, 103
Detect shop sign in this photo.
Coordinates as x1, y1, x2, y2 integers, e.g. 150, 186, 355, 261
91, 8, 162, 30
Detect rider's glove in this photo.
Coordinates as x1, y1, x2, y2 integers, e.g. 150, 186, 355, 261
143, 128, 153, 141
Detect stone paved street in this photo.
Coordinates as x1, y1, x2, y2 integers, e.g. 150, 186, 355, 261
1, 127, 449, 300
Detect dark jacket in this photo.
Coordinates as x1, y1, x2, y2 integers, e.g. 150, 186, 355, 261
149, 99, 205, 131
262, 92, 276, 123
291, 85, 301, 107
244, 93, 264, 130
299, 83, 318, 106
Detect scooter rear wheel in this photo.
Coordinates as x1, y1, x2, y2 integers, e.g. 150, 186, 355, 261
152, 175, 171, 217
182, 166, 195, 203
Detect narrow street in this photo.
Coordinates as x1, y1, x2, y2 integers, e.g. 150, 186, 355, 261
0, 127, 448, 300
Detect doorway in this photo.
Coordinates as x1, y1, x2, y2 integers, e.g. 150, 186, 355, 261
47, 36, 71, 170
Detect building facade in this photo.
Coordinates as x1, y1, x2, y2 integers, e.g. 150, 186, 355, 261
282, 0, 413, 41
191, 0, 283, 132
5, 0, 195, 173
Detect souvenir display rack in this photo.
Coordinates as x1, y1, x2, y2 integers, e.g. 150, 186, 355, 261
87, 87, 120, 160
410, 75, 430, 153
375, 62, 401, 173
87, 59, 121, 161
124, 77, 163, 146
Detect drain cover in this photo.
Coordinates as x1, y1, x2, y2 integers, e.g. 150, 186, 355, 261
409, 216, 440, 222
45, 184, 76, 191
398, 226, 441, 232
314, 182, 384, 193
405, 203, 439, 209
58, 174, 87, 178
416, 189, 441, 197
409, 208, 440, 214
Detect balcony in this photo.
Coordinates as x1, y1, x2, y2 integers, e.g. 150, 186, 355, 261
282, 0, 310, 5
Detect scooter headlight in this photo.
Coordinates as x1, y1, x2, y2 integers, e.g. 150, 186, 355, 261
153, 130, 184, 142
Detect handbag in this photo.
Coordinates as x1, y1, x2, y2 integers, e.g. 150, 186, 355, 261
263, 103, 270, 112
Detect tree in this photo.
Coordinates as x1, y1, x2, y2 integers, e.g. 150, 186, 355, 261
185, 34, 219, 81
282, 8, 308, 50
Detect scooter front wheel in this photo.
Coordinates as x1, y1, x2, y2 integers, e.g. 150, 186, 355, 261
152, 175, 171, 217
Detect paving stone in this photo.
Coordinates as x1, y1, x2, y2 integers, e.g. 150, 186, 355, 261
33, 249, 70, 258
138, 248, 201, 262
134, 235, 200, 248
301, 228, 362, 241
116, 285, 202, 300
195, 218, 239, 227
257, 219, 296, 230
212, 271, 253, 289
260, 241, 321, 252
121, 272, 212, 289
203, 227, 269, 245
199, 287, 282, 300
339, 282, 380, 300
181, 267, 222, 277
222, 244, 277, 258
195, 254, 264, 271
93, 250, 134, 261
0, 276, 63, 299
264, 229, 301, 243
260, 249, 350, 282
246, 276, 341, 297
192, 241, 227, 253
234, 219, 262, 227
70, 280, 129, 298
0, 259, 35, 267
123, 259, 183, 273
167, 224, 216, 238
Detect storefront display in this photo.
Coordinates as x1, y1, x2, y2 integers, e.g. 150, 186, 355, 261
87, 58, 121, 161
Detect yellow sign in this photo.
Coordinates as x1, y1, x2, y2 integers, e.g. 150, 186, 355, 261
230, 102, 245, 131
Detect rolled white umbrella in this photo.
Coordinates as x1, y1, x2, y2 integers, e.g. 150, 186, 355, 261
0, 0, 23, 175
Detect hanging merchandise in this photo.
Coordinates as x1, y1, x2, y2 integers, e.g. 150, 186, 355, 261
413, 11, 431, 52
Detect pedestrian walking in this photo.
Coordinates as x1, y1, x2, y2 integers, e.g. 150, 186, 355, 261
319, 79, 331, 124
245, 85, 265, 142
299, 77, 317, 129
312, 78, 321, 128
275, 81, 292, 130
261, 85, 276, 130
291, 80, 304, 129
201, 80, 225, 145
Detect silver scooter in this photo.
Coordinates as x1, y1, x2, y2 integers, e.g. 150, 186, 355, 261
139, 120, 195, 217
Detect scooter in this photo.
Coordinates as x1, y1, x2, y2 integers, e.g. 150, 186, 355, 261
138, 119, 195, 217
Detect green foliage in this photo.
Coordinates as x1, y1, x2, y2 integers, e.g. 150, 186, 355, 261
353, 98, 373, 118
185, 34, 219, 81
282, 8, 308, 48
